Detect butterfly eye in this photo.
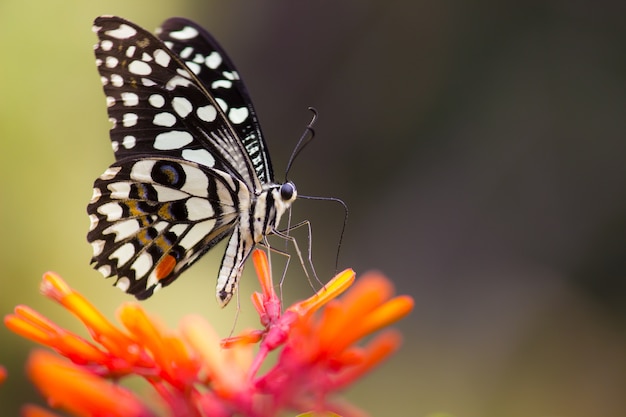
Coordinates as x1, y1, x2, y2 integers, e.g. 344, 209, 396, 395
280, 182, 296, 201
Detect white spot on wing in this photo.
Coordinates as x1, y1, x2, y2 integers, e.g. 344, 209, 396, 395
179, 219, 215, 250
166, 75, 192, 90
100, 40, 113, 51
153, 112, 177, 127
142, 78, 157, 87
110, 74, 123, 87
172, 97, 192, 118
154, 131, 193, 150
121, 92, 139, 106
180, 165, 209, 197
91, 239, 105, 256
205, 51, 222, 69
126, 45, 136, 57
104, 219, 140, 242
90, 187, 101, 203
128, 60, 152, 75
101, 166, 121, 180
110, 242, 135, 267
185, 197, 215, 221
149, 94, 165, 108
216, 98, 228, 112
123, 113, 138, 127
131, 252, 153, 279
185, 61, 201, 75
97, 202, 123, 221
122, 136, 136, 149
88, 214, 99, 232
197, 105, 217, 122
179, 46, 194, 59
105, 24, 137, 39
182, 149, 215, 167
154, 49, 171, 67
228, 107, 249, 124
211, 80, 232, 89
108, 182, 131, 199
105, 56, 118, 68
98, 265, 112, 277
169, 26, 199, 40
153, 185, 188, 202
115, 277, 130, 292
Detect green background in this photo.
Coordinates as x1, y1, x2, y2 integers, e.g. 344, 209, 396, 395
1, 1, 625, 416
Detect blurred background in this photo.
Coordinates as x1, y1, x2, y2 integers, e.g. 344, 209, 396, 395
1, 1, 625, 416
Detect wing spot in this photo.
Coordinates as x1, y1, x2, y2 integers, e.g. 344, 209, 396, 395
100, 40, 113, 51
105, 24, 137, 39
123, 113, 138, 127
122, 135, 136, 149
91, 239, 105, 256
148, 94, 165, 108
128, 60, 152, 75
185, 61, 201, 75
101, 166, 121, 180
154, 48, 171, 67
131, 252, 153, 279
153, 112, 177, 127
110, 74, 123, 87
179, 46, 194, 59
205, 51, 222, 69
154, 131, 193, 150
125, 45, 136, 57
216, 98, 228, 112
169, 26, 199, 40
142, 78, 157, 87
228, 107, 249, 125
197, 105, 216, 122
97, 265, 112, 278
211, 79, 232, 89
166, 75, 192, 90
110, 242, 135, 267
115, 277, 130, 292
155, 255, 177, 281
121, 92, 139, 106
182, 149, 215, 168
172, 97, 192, 118
105, 56, 118, 68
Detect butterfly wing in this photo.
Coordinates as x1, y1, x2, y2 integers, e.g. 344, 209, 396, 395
157, 17, 274, 185
92, 15, 259, 189
87, 157, 251, 299
89, 16, 269, 299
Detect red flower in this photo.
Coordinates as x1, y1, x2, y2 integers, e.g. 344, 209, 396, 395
5, 251, 413, 417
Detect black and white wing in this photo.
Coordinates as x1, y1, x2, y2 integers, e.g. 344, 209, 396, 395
87, 16, 279, 301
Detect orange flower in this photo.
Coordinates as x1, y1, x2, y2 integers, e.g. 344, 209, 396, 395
5, 251, 413, 417
26, 350, 152, 417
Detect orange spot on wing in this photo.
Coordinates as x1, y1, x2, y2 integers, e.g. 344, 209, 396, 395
155, 255, 177, 281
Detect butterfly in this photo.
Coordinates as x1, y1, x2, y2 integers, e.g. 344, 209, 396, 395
87, 15, 298, 306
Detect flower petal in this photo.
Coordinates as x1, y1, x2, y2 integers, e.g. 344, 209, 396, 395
27, 349, 152, 417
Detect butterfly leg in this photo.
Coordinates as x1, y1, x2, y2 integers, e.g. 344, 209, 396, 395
270, 220, 322, 291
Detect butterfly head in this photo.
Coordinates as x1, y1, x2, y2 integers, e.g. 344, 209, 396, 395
280, 181, 297, 202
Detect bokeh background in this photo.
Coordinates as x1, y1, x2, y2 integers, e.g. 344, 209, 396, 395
1, 1, 625, 416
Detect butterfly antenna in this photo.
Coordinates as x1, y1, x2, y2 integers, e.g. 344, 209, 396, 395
298, 194, 349, 274
285, 107, 318, 181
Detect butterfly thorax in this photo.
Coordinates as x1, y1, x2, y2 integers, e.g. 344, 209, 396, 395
251, 181, 297, 239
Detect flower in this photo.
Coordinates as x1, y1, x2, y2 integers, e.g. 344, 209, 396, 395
5, 251, 414, 417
